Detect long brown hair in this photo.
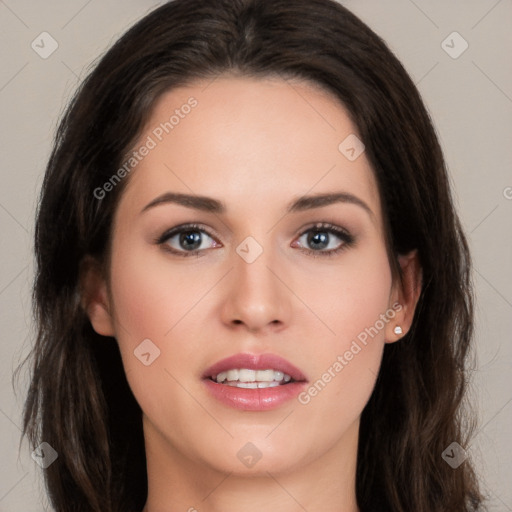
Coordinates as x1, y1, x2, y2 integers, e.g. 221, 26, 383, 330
15, 0, 484, 510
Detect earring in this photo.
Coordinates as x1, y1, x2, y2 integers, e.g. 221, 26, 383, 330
394, 326, 403, 335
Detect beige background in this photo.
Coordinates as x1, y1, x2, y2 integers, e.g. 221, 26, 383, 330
0, 1, 510, 510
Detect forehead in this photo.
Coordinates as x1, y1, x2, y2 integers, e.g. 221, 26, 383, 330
119, 75, 381, 220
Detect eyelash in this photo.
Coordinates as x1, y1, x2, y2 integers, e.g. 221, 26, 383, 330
155, 222, 355, 258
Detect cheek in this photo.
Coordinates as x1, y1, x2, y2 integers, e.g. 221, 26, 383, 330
107, 245, 211, 391
307, 243, 393, 347
295, 244, 392, 426
109, 244, 213, 339
107, 247, 214, 425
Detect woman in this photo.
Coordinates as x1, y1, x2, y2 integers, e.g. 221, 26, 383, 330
19, 0, 484, 510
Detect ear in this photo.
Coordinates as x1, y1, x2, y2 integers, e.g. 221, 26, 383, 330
385, 249, 422, 343
79, 256, 115, 337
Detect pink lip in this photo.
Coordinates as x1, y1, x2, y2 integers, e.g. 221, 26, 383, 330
202, 353, 308, 412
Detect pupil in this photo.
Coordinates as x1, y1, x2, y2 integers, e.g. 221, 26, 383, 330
180, 231, 201, 250
308, 231, 328, 250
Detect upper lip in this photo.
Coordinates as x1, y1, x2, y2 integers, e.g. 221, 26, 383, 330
202, 353, 307, 382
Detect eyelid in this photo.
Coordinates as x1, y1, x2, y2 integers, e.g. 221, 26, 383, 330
155, 223, 222, 257
155, 222, 221, 245
295, 221, 353, 239
292, 221, 355, 256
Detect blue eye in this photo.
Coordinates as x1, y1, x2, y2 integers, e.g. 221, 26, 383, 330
156, 222, 355, 258
157, 223, 219, 257
295, 223, 355, 257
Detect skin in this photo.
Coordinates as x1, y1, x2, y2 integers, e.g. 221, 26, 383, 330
83, 76, 422, 512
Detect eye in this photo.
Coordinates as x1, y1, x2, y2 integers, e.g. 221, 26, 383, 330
155, 222, 355, 258
293, 222, 355, 257
156, 223, 220, 257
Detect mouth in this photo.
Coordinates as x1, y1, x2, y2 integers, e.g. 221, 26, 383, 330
202, 353, 308, 411
209, 368, 297, 388
203, 352, 307, 385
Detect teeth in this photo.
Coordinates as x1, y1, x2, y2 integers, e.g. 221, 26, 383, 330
238, 369, 256, 382
226, 369, 239, 381
224, 381, 281, 388
273, 371, 284, 381
214, 368, 293, 385
216, 371, 228, 383
258, 381, 280, 388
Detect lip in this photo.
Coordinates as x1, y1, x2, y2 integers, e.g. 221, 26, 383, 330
202, 353, 308, 411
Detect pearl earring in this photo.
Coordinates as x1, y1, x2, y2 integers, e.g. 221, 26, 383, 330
394, 326, 403, 335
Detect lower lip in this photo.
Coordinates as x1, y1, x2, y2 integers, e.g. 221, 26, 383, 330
202, 379, 307, 411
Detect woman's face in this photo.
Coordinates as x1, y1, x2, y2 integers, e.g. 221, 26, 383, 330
88, 76, 414, 478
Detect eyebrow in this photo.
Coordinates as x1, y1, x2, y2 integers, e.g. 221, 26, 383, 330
140, 191, 375, 220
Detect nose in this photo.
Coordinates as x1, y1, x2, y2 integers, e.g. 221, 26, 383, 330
219, 240, 292, 334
